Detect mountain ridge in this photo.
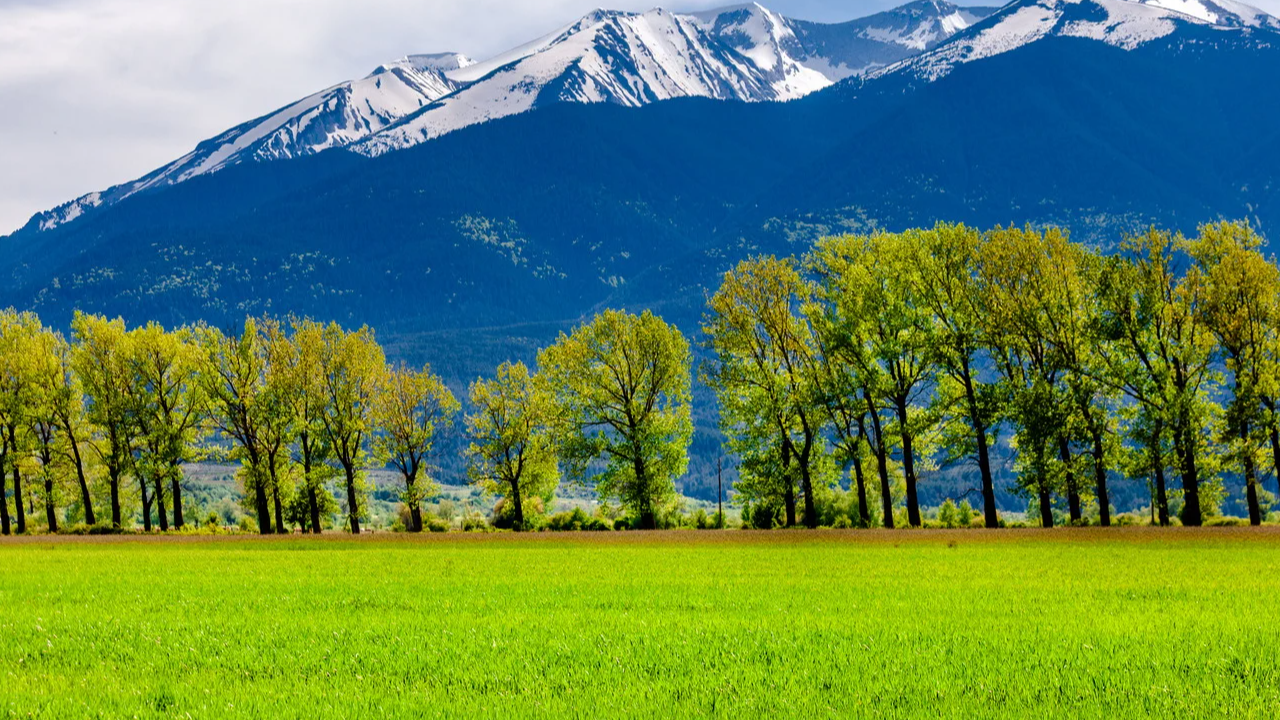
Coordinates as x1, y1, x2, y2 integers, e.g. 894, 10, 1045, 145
12, 1, 997, 237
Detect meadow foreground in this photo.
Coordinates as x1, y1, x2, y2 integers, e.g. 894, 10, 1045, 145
1, 528, 1278, 718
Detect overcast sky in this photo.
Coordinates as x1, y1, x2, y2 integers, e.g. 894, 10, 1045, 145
2, 0, 1277, 235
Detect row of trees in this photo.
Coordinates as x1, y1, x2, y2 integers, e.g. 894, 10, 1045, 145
704, 221, 1280, 529
0, 309, 693, 534
4, 220, 1278, 534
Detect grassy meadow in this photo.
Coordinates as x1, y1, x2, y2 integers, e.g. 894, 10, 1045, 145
1, 529, 1278, 718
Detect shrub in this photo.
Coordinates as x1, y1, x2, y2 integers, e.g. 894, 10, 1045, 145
461, 513, 489, 532
957, 501, 975, 527
425, 517, 450, 533
937, 500, 958, 529
1205, 516, 1250, 527
831, 515, 853, 530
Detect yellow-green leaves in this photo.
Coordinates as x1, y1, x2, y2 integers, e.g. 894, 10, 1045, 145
538, 310, 692, 529
465, 361, 558, 529
372, 362, 460, 523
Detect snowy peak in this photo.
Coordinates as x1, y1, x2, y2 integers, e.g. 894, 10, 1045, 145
877, 0, 1280, 82
1138, 0, 1280, 27
406, 52, 476, 73
854, 0, 996, 50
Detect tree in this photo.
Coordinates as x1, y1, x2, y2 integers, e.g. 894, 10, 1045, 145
317, 323, 385, 534
372, 362, 459, 532
71, 312, 138, 529
703, 257, 825, 527
911, 223, 1004, 528
198, 320, 275, 534
976, 227, 1078, 527
465, 361, 559, 531
807, 232, 935, 527
1186, 221, 1278, 526
274, 318, 338, 533
40, 330, 98, 526
0, 309, 42, 534
127, 323, 205, 530
1092, 228, 1220, 526
539, 310, 692, 530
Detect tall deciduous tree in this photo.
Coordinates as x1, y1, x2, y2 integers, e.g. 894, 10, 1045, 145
317, 323, 384, 534
1187, 221, 1278, 526
0, 309, 41, 534
808, 232, 935, 527
372, 363, 459, 532
198, 320, 275, 534
465, 361, 559, 531
977, 226, 1076, 527
704, 257, 824, 527
71, 312, 137, 529
912, 223, 1003, 528
1092, 228, 1219, 526
277, 318, 337, 533
539, 310, 692, 530
127, 323, 205, 530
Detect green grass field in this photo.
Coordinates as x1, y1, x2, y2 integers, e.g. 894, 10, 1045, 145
2, 529, 1278, 718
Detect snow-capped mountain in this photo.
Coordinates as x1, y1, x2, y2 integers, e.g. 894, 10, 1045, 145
29, 58, 464, 232
783, 0, 999, 78
18, 2, 991, 234
876, 0, 1280, 82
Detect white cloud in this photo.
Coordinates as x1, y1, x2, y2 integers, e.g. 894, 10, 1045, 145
0, 0, 1276, 234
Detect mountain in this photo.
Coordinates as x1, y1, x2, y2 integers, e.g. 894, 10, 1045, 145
871, 0, 1280, 81
14, 2, 994, 236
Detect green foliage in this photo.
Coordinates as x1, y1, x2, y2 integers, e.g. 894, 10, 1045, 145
539, 310, 693, 530
465, 361, 558, 530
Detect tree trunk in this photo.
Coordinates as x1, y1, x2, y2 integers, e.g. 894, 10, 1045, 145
0, 461, 9, 535
270, 462, 285, 534
799, 425, 817, 529
510, 475, 525, 531
1058, 437, 1081, 524
961, 360, 998, 528
307, 485, 321, 534
44, 475, 58, 533
1090, 427, 1111, 527
171, 474, 184, 529
1174, 390, 1203, 527
344, 464, 361, 534
1038, 486, 1054, 528
405, 473, 423, 533
781, 439, 796, 528
894, 395, 921, 528
154, 474, 169, 531
69, 438, 95, 526
850, 455, 870, 528
865, 393, 894, 529
1241, 416, 1262, 526
253, 464, 272, 535
139, 474, 152, 532
1150, 424, 1169, 527
109, 467, 122, 529
11, 429, 26, 532
1269, 422, 1280, 501
303, 444, 322, 533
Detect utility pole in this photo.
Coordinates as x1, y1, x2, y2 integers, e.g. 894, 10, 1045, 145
717, 456, 724, 529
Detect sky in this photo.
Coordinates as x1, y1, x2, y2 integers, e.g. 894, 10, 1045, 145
1, 0, 1277, 235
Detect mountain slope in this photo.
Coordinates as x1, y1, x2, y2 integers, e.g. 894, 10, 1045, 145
25, 59, 465, 234
12, 2, 993, 236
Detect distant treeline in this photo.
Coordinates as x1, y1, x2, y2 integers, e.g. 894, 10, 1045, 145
1, 221, 1277, 534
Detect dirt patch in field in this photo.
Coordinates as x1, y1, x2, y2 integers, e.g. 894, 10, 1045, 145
2, 525, 1279, 547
